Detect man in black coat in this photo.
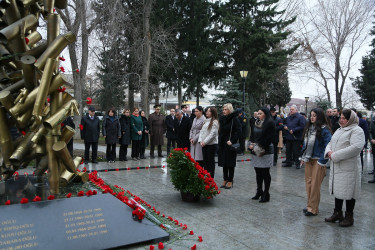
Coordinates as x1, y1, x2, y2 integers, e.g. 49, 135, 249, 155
330, 107, 340, 133
61, 116, 75, 156
174, 109, 192, 149
368, 117, 375, 182
80, 106, 100, 164
165, 108, 176, 155
237, 109, 248, 155
270, 107, 283, 166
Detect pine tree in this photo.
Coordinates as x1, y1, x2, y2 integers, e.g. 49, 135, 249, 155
211, 78, 244, 110
353, 21, 375, 110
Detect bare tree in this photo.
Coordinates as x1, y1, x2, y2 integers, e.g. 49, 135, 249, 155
56, 0, 98, 132
294, 0, 374, 108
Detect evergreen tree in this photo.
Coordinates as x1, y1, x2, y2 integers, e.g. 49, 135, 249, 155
353, 21, 375, 110
211, 78, 244, 110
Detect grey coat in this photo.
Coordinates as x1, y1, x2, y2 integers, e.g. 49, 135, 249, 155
189, 116, 205, 161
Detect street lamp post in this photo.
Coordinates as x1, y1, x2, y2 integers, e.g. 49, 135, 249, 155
240, 71, 248, 110
305, 96, 309, 115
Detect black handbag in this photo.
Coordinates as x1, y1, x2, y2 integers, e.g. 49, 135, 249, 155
229, 120, 241, 153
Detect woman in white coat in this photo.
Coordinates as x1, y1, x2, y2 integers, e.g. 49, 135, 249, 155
199, 107, 219, 178
190, 106, 205, 166
324, 109, 365, 227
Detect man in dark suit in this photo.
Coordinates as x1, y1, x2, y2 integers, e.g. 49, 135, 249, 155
174, 109, 192, 149
181, 104, 189, 118
80, 106, 100, 164
165, 108, 176, 155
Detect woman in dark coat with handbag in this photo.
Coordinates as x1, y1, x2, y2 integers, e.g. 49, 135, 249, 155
248, 107, 275, 202
119, 109, 131, 161
139, 110, 149, 159
102, 108, 121, 163
218, 103, 241, 189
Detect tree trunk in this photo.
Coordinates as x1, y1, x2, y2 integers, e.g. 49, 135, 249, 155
140, 0, 153, 116
128, 79, 134, 110
178, 80, 182, 108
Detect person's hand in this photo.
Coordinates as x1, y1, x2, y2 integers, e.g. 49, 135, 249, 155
138, 131, 142, 135
227, 140, 232, 146
200, 142, 206, 147
145, 130, 149, 134
190, 139, 195, 145
371, 139, 375, 144
104, 136, 106, 138
327, 151, 333, 159
122, 132, 125, 134
289, 130, 294, 134
300, 160, 304, 166
284, 126, 288, 130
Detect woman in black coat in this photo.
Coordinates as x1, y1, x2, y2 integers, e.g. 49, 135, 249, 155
102, 108, 121, 162
119, 109, 131, 161
248, 107, 275, 202
139, 110, 149, 159
218, 103, 241, 189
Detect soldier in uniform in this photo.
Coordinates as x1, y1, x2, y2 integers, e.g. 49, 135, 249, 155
148, 105, 166, 158
237, 109, 248, 155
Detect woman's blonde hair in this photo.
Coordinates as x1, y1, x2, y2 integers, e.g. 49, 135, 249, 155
223, 103, 233, 113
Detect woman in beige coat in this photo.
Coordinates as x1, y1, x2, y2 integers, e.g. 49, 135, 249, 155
190, 106, 205, 165
324, 109, 364, 227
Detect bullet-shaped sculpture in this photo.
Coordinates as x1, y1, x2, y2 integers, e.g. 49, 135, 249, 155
10, 73, 67, 117
60, 156, 88, 187
21, 55, 37, 91
0, 14, 37, 44
32, 57, 55, 121
4, 0, 21, 25
0, 107, 13, 169
46, 134, 59, 194
59, 124, 75, 143
17, 0, 40, 8
34, 32, 75, 70
52, 141, 78, 173
9, 131, 34, 167
25, 31, 41, 47
15, 109, 32, 128
50, 91, 62, 135
0, 43, 9, 57
24, 41, 47, 57
43, 99, 78, 130
54, 0, 67, 9
0, 90, 14, 111
43, 0, 55, 15
31, 126, 48, 144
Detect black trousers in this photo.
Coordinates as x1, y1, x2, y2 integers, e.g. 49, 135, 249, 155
140, 145, 146, 157
131, 140, 141, 158
254, 167, 271, 193
84, 142, 98, 163
119, 144, 128, 160
239, 137, 245, 154
272, 141, 278, 163
150, 145, 162, 156
67, 139, 73, 157
167, 138, 176, 155
285, 140, 301, 165
106, 144, 116, 161
335, 198, 356, 213
202, 144, 216, 178
223, 167, 235, 182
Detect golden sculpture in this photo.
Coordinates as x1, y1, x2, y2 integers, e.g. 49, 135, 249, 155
0, 1, 84, 194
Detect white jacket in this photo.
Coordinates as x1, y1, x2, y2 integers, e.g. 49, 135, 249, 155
324, 123, 364, 200
198, 118, 219, 145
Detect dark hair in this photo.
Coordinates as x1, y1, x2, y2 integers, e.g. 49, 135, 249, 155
181, 105, 187, 109
350, 108, 357, 113
207, 106, 218, 130
139, 110, 145, 116
259, 106, 272, 124
195, 106, 203, 112
107, 108, 116, 115
302, 108, 332, 139
357, 111, 362, 118
342, 109, 351, 120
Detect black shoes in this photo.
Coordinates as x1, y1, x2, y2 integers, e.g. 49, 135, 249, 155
158, 155, 164, 157
305, 211, 317, 216
150, 155, 155, 159
252, 191, 262, 200
224, 181, 233, 189
325, 209, 344, 223
273, 162, 277, 166
259, 192, 270, 203
282, 163, 292, 167
220, 181, 228, 188
368, 178, 375, 183
303, 207, 308, 213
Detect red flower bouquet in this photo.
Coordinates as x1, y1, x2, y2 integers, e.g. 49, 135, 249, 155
166, 148, 220, 199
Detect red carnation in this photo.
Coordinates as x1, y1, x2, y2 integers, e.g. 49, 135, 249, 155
59, 66, 65, 72
25, 37, 29, 44
158, 242, 164, 249
150, 246, 155, 250
79, 124, 83, 131
20, 198, 29, 204
191, 245, 197, 250
33, 196, 42, 202
86, 97, 92, 105
198, 236, 203, 242
189, 230, 194, 235
66, 193, 72, 198
5, 200, 10, 205
86, 190, 93, 196
93, 190, 97, 195
75, 68, 79, 73
21, 131, 26, 136
77, 190, 84, 196
47, 195, 55, 200
59, 56, 65, 61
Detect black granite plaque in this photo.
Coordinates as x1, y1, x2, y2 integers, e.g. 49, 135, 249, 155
0, 191, 169, 249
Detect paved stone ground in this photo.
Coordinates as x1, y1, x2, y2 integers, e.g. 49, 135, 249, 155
65, 143, 375, 249
17, 144, 375, 249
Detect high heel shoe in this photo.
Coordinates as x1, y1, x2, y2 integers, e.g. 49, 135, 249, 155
225, 181, 233, 189
259, 192, 270, 203
251, 190, 263, 200
220, 181, 228, 188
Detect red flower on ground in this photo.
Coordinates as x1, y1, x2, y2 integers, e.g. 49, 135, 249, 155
198, 236, 203, 242
189, 230, 194, 235
66, 193, 72, 198
86, 190, 93, 196
191, 244, 197, 250
77, 191, 84, 197
47, 195, 55, 200
149, 246, 155, 250
20, 198, 29, 204
32, 196, 41, 202
93, 190, 97, 195
5, 200, 10, 205
158, 242, 164, 249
